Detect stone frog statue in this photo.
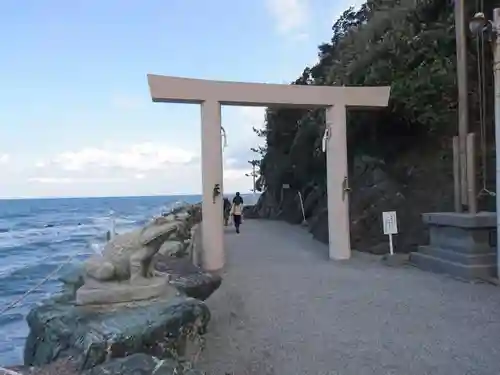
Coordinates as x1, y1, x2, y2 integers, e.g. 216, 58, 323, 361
84, 216, 185, 284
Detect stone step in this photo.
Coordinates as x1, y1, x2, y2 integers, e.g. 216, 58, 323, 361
410, 251, 497, 280
418, 245, 497, 266
428, 229, 495, 254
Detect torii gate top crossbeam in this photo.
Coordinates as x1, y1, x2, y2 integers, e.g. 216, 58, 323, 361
147, 74, 390, 108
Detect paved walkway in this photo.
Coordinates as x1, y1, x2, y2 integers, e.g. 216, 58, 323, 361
197, 220, 500, 375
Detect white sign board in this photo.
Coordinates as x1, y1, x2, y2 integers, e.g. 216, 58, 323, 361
282, 184, 290, 189
382, 211, 398, 255
382, 211, 398, 235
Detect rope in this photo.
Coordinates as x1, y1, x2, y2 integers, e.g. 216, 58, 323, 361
297, 191, 306, 223
0, 210, 157, 317
2, 249, 96, 278
475, 0, 496, 198
0, 253, 55, 278
0, 253, 78, 316
221, 126, 228, 149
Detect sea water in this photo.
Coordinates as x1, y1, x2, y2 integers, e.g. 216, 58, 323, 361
0, 194, 204, 366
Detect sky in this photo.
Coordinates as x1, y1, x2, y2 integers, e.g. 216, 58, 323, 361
0, 0, 364, 199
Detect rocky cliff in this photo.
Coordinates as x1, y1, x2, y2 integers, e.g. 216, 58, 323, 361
247, 0, 497, 254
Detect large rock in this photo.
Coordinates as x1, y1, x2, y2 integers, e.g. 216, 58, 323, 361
58, 262, 85, 295
275, 188, 304, 224
242, 204, 258, 218
159, 241, 185, 257
155, 256, 221, 301
82, 353, 203, 375
24, 294, 210, 370
308, 205, 329, 243
248, 190, 281, 219
22, 203, 211, 374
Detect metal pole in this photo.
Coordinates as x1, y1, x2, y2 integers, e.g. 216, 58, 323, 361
252, 163, 256, 200
453, 136, 461, 212
493, 8, 500, 277
455, 0, 470, 209
466, 132, 477, 213
109, 210, 116, 239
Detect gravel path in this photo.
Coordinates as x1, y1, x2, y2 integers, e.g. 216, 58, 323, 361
197, 219, 500, 375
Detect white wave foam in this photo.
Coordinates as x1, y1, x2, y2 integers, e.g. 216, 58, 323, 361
87, 241, 104, 255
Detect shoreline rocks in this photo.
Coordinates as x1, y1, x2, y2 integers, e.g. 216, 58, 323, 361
82, 353, 203, 375
24, 294, 210, 370
155, 257, 221, 301
20, 202, 220, 375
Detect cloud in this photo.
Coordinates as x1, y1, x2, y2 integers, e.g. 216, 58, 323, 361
223, 166, 256, 195
224, 168, 253, 181
39, 142, 197, 172
218, 106, 266, 195
17, 137, 259, 197
265, 0, 309, 35
2, 107, 267, 198
294, 32, 309, 41
223, 107, 265, 169
309, 54, 320, 68
28, 177, 74, 184
0, 154, 10, 164
28, 177, 127, 184
238, 107, 266, 128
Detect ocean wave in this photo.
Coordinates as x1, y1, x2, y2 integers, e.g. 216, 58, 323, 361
0, 215, 125, 250
0, 195, 201, 366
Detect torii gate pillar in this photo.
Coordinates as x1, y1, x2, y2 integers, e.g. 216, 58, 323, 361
147, 74, 390, 271
200, 100, 224, 270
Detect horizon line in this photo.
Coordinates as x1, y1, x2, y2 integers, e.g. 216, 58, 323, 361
0, 192, 261, 201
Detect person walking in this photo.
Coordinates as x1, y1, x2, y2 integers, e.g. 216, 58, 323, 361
232, 191, 244, 206
223, 197, 231, 226
231, 192, 244, 233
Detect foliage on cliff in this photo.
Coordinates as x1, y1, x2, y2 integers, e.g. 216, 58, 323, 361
249, 0, 497, 251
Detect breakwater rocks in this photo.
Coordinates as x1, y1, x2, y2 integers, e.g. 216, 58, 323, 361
20, 203, 221, 375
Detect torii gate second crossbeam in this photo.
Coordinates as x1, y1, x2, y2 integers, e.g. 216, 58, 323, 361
147, 74, 390, 271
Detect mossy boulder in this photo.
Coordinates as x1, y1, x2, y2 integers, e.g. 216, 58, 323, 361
24, 295, 210, 370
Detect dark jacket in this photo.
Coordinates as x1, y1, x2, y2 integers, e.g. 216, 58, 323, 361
233, 195, 243, 205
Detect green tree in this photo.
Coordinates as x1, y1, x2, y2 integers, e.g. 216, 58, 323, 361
254, 0, 491, 198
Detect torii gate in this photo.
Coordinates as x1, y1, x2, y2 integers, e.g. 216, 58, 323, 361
147, 74, 390, 271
